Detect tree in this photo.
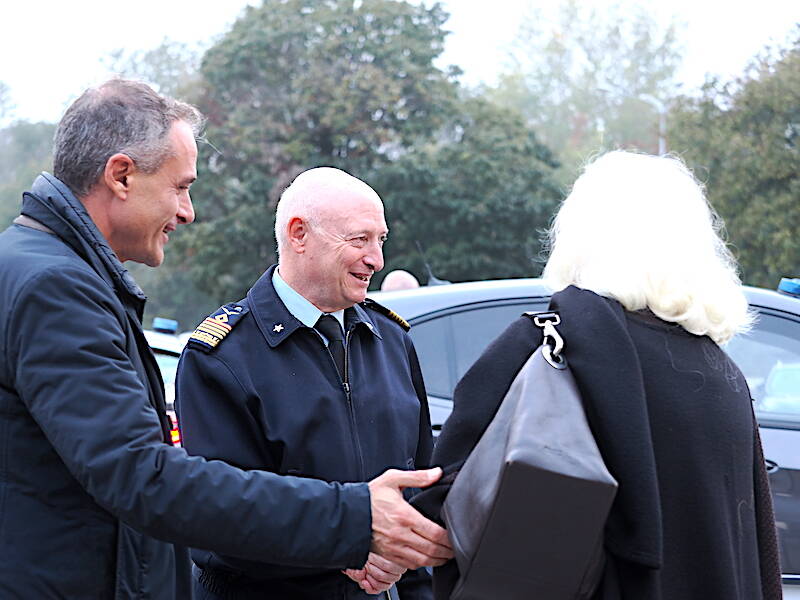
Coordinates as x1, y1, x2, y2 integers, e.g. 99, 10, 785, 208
132, 0, 564, 328
487, 0, 683, 185
669, 30, 800, 287
103, 39, 203, 100
0, 120, 56, 227
198, 0, 457, 180
154, 0, 461, 324
374, 97, 561, 283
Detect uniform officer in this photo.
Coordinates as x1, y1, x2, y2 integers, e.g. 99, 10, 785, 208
176, 167, 434, 599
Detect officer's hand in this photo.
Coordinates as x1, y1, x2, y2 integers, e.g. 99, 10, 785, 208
367, 467, 453, 570
343, 552, 405, 594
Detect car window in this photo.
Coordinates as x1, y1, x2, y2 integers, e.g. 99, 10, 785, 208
450, 303, 547, 381
410, 300, 549, 400
409, 316, 454, 398
725, 311, 800, 425
153, 352, 180, 386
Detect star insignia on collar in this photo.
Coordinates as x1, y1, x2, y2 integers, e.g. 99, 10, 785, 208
273, 323, 284, 333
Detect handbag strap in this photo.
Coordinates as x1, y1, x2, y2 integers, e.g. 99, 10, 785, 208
525, 311, 567, 369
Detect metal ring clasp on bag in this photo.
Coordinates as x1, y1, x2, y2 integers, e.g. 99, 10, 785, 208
533, 313, 567, 370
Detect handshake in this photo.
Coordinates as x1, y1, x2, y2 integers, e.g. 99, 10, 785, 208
345, 467, 452, 594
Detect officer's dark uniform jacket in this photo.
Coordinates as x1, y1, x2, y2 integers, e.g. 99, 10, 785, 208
176, 264, 434, 599
0, 174, 372, 599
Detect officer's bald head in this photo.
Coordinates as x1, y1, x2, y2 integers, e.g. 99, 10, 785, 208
274, 167, 382, 255
274, 167, 387, 312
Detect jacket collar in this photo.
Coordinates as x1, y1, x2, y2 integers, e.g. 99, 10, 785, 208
350, 303, 382, 340
248, 264, 381, 348
21, 173, 146, 311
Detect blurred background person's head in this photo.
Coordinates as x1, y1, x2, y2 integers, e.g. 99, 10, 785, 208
381, 269, 420, 292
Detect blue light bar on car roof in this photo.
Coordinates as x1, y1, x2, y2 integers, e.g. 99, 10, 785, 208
778, 278, 800, 298
152, 317, 179, 334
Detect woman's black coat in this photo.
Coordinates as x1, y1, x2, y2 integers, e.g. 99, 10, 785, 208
414, 285, 781, 600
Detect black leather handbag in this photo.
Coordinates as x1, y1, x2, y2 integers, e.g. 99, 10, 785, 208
442, 312, 618, 600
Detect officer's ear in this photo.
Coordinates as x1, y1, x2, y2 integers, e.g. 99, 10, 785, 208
287, 217, 309, 254
103, 154, 136, 200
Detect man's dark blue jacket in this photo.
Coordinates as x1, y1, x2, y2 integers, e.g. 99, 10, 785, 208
0, 174, 372, 599
176, 265, 433, 599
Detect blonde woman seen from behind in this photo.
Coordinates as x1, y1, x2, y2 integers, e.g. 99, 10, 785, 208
414, 151, 782, 600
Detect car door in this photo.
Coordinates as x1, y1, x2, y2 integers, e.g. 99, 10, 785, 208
725, 306, 800, 585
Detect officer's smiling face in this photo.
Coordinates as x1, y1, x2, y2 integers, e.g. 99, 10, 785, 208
301, 190, 387, 312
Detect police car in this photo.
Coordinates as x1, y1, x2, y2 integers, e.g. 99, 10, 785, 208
372, 277, 800, 589
144, 317, 185, 446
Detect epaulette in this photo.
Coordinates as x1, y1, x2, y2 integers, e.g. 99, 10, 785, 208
362, 298, 410, 331
187, 302, 249, 353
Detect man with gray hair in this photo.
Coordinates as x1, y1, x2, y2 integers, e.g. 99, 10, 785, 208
0, 80, 450, 599
176, 167, 435, 599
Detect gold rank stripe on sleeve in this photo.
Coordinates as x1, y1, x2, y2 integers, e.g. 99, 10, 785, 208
187, 302, 250, 353
189, 330, 222, 348
197, 318, 231, 336
194, 325, 224, 341
206, 316, 233, 330
190, 318, 233, 347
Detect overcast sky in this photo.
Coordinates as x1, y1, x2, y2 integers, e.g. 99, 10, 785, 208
1, 0, 798, 123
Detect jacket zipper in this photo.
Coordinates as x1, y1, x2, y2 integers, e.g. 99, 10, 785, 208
343, 329, 365, 480
317, 327, 365, 480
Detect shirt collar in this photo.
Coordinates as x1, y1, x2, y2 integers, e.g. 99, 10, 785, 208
272, 268, 345, 330
249, 266, 382, 347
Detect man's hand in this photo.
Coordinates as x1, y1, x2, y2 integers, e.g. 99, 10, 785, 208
343, 552, 406, 594
368, 467, 453, 570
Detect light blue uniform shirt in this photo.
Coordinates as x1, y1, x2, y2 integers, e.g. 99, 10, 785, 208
271, 268, 345, 343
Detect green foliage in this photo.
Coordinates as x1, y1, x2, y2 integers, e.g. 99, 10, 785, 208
139, 0, 564, 327
669, 32, 800, 286
103, 39, 203, 100
197, 0, 457, 179
154, 0, 462, 324
0, 120, 56, 227
374, 97, 561, 283
487, 0, 682, 185
130, 259, 221, 333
